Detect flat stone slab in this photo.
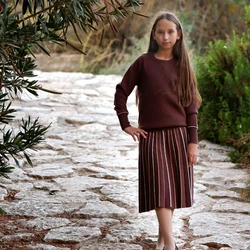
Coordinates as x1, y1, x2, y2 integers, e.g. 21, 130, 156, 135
71, 217, 120, 227
43, 226, 101, 243
74, 199, 128, 219
189, 212, 250, 237
0, 187, 7, 201
0, 200, 84, 217
1, 233, 35, 243
206, 189, 240, 199
79, 242, 142, 250
212, 198, 250, 213
30, 244, 70, 250
25, 164, 75, 179
100, 181, 137, 208
23, 217, 72, 230
191, 234, 250, 250
199, 166, 247, 188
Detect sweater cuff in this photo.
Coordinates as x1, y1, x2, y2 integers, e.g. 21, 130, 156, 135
188, 127, 198, 144
117, 113, 131, 130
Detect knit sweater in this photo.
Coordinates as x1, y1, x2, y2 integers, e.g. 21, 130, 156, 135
114, 53, 198, 144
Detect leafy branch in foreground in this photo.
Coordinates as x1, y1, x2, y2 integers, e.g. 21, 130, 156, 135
0, 0, 144, 178
0, 117, 50, 174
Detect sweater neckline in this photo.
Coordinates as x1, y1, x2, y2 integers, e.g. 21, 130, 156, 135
151, 53, 175, 62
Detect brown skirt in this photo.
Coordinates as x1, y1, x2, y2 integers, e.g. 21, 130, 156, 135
138, 127, 194, 213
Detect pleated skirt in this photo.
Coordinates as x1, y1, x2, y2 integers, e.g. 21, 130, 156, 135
138, 127, 194, 213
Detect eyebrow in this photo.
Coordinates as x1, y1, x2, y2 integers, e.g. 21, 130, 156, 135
156, 28, 175, 31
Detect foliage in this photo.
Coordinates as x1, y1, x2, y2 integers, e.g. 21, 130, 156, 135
0, 117, 49, 178
0, 0, 143, 178
229, 133, 250, 167
196, 6, 250, 166
34, 0, 250, 74
186, 0, 250, 53
78, 31, 148, 74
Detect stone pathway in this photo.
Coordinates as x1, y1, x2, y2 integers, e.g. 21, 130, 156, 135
0, 71, 250, 250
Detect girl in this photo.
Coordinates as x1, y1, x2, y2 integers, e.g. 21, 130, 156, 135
114, 11, 201, 250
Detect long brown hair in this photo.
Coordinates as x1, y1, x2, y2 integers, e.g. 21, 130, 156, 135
146, 11, 202, 108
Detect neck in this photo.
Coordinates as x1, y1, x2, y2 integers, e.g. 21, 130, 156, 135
154, 50, 173, 60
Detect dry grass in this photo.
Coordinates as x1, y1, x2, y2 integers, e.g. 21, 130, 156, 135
231, 133, 250, 168
34, 1, 248, 74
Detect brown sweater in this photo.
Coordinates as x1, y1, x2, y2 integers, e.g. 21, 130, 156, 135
114, 53, 198, 144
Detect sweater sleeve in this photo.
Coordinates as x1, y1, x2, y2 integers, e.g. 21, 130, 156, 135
114, 57, 141, 130
185, 95, 198, 144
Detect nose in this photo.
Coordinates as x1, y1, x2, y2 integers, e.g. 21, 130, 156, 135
163, 33, 169, 40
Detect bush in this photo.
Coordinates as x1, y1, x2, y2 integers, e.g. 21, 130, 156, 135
196, 6, 250, 166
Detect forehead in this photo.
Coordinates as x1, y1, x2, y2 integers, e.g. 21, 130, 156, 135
155, 19, 177, 30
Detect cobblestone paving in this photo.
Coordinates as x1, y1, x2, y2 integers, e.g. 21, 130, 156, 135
0, 71, 249, 250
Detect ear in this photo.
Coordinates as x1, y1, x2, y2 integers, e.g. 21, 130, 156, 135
152, 30, 156, 40
177, 30, 182, 40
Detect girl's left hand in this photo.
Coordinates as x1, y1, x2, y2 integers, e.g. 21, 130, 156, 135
187, 143, 198, 167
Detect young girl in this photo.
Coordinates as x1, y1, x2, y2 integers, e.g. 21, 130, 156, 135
114, 11, 201, 250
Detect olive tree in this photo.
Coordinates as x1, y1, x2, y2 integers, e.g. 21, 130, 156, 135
0, 0, 142, 177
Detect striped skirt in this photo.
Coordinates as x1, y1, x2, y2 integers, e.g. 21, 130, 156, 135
138, 127, 194, 213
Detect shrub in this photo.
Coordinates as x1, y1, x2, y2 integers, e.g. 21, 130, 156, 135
196, 6, 250, 166
196, 37, 250, 143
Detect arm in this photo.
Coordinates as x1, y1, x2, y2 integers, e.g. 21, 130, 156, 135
114, 57, 148, 141
114, 56, 142, 130
185, 97, 198, 166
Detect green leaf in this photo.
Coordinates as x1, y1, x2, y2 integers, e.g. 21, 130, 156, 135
0, 208, 7, 214
24, 152, 33, 167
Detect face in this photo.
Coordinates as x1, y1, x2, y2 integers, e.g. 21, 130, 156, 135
152, 19, 181, 52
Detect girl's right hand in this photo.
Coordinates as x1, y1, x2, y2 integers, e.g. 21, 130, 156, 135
124, 126, 148, 142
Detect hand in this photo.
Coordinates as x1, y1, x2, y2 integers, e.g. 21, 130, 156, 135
124, 126, 147, 142
187, 143, 198, 167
